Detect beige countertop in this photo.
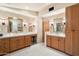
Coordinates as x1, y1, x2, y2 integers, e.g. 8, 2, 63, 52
0, 32, 37, 39
46, 32, 65, 38
44, 32, 65, 46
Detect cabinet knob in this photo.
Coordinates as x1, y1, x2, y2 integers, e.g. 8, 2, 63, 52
72, 29, 75, 32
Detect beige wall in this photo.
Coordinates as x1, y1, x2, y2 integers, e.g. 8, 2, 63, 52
0, 9, 42, 42
0, 10, 37, 33
43, 13, 65, 21
38, 8, 66, 43
0, 10, 37, 24
34, 16, 42, 43
39, 3, 75, 15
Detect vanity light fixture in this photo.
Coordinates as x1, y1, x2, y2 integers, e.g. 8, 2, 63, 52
24, 24, 26, 27
2, 22, 5, 25
49, 6, 54, 12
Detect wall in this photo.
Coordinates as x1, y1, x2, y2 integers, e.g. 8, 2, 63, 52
0, 19, 8, 33
39, 3, 75, 15
38, 8, 66, 43
0, 10, 32, 19
0, 10, 36, 33
0, 7, 37, 18
43, 12, 65, 32
35, 16, 43, 43
0, 9, 42, 43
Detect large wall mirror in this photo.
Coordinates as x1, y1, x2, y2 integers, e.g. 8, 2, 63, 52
8, 17, 23, 33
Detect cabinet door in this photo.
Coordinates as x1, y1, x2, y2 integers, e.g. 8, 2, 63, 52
43, 20, 49, 32
53, 37, 59, 49
0, 38, 10, 55
3, 38, 10, 53
51, 37, 54, 48
24, 36, 28, 47
0, 39, 4, 55
27, 36, 32, 46
18, 36, 25, 49
71, 4, 79, 31
66, 6, 73, 31
51, 37, 59, 49
72, 31, 79, 56
46, 36, 51, 47
65, 31, 73, 55
58, 37, 65, 52
9, 38, 17, 52
66, 31, 79, 56
25, 36, 32, 46
65, 5, 79, 31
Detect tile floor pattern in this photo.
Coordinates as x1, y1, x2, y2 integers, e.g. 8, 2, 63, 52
5, 43, 68, 56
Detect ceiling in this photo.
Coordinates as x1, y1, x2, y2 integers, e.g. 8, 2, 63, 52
0, 3, 75, 18
0, 3, 51, 12
0, 3, 75, 12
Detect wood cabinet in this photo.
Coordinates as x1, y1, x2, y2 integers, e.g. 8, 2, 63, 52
43, 20, 49, 32
65, 31, 73, 55
3, 38, 10, 53
28, 36, 32, 46
24, 36, 28, 47
51, 36, 59, 49
46, 36, 65, 52
66, 6, 73, 31
9, 37, 17, 52
59, 37, 65, 52
17, 36, 25, 49
66, 4, 79, 31
0, 39, 5, 55
72, 31, 79, 55
0, 35, 32, 55
71, 4, 79, 31
0, 38, 10, 55
25, 36, 32, 46
46, 36, 51, 47
9, 36, 32, 52
65, 31, 79, 55
65, 4, 79, 55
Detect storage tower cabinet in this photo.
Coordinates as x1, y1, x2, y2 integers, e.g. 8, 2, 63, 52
65, 4, 79, 55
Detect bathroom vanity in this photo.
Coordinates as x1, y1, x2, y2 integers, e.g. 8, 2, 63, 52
0, 32, 37, 55
46, 32, 65, 52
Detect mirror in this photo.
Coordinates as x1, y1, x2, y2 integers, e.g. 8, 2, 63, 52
9, 19, 18, 32
8, 17, 23, 33
55, 18, 66, 33
56, 23, 63, 32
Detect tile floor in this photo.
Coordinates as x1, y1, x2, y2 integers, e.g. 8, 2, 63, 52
5, 43, 68, 56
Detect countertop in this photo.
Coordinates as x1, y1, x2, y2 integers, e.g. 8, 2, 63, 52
44, 32, 65, 46
46, 32, 65, 38
0, 32, 37, 39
